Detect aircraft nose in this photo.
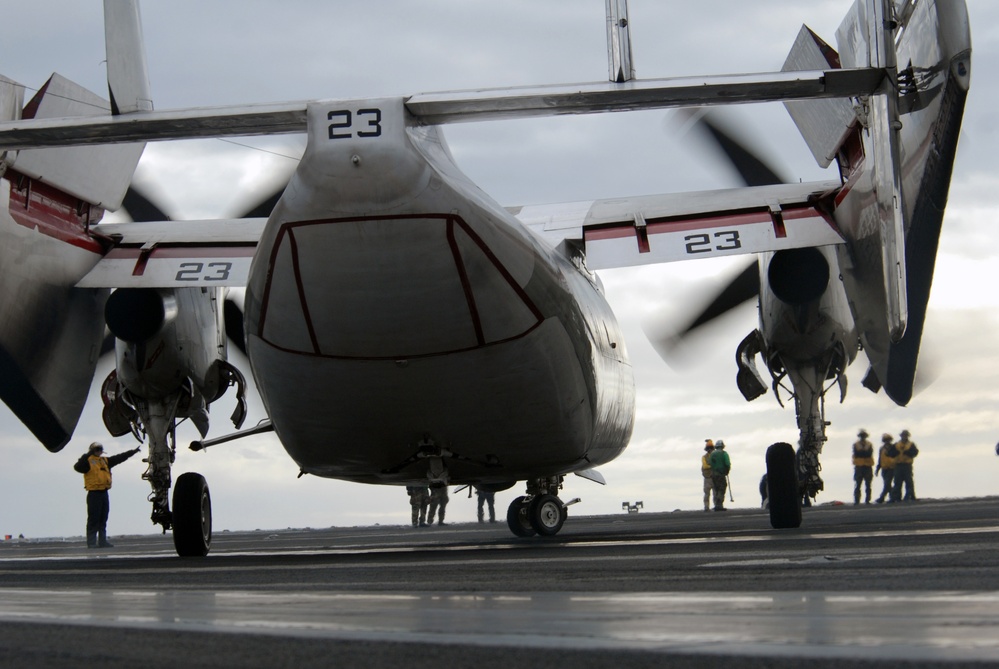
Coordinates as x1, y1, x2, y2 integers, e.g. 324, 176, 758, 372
253, 214, 542, 359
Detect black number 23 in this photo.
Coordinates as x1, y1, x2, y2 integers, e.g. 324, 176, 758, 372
328, 109, 382, 139
684, 230, 742, 254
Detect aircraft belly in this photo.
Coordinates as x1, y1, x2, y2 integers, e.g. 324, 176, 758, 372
248, 317, 601, 483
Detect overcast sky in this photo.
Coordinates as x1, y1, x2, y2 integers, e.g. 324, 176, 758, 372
1, 1, 997, 539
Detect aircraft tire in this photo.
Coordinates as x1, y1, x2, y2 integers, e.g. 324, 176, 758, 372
766, 442, 802, 529
172, 472, 212, 557
529, 494, 566, 536
506, 496, 536, 537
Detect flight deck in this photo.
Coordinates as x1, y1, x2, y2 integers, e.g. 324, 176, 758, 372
1, 497, 997, 668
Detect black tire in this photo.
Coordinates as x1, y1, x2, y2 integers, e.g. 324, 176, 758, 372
506, 495, 536, 537
172, 472, 212, 556
766, 442, 802, 529
529, 494, 566, 536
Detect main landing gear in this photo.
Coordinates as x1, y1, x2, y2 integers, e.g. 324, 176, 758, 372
506, 477, 571, 537
765, 442, 802, 529
172, 472, 212, 556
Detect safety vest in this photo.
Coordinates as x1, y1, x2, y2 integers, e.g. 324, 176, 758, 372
852, 439, 874, 467
701, 453, 713, 478
83, 455, 112, 491
894, 440, 918, 465
878, 445, 896, 470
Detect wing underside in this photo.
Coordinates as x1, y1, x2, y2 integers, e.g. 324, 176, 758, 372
82, 219, 266, 287
515, 181, 845, 270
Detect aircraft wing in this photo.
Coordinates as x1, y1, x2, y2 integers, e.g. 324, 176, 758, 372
513, 180, 845, 270
0, 68, 884, 150
80, 219, 266, 287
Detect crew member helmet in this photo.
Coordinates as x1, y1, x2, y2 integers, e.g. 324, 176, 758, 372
88, 442, 104, 453
858, 429, 869, 438
882, 433, 893, 442
715, 440, 725, 449
900, 429, 911, 438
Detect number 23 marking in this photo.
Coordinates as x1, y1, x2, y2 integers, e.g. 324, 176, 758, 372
175, 262, 232, 282
328, 108, 382, 139
684, 230, 742, 254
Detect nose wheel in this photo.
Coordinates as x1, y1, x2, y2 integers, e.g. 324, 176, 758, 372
529, 494, 567, 536
506, 493, 568, 537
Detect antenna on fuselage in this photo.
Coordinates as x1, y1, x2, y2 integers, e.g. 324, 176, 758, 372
606, 0, 635, 83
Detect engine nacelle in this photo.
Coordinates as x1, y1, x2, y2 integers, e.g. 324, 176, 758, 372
105, 288, 178, 343
767, 247, 829, 306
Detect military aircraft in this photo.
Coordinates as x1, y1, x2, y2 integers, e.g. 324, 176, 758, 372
0, 0, 970, 554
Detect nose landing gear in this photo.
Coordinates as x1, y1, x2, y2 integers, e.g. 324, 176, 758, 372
506, 477, 573, 537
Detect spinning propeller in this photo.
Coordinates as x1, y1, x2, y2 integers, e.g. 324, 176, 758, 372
644, 112, 781, 361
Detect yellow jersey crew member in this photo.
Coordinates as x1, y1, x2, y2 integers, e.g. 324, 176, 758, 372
851, 429, 875, 505
73, 442, 141, 548
891, 429, 919, 502
701, 440, 715, 512
875, 433, 896, 503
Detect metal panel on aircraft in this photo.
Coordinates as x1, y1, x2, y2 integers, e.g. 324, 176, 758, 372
583, 206, 844, 270
10, 74, 143, 209
782, 26, 860, 168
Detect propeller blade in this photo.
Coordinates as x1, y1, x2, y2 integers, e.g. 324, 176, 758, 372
645, 261, 759, 363
239, 186, 286, 219
692, 112, 786, 187
122, 185, 172, 222
677, 262, 760, 337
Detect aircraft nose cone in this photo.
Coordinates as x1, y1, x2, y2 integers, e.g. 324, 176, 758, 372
253, 214, 541, 359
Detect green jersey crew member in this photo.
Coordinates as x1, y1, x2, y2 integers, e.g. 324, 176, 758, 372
73, 442, 141, 548
708, 440, 731, 511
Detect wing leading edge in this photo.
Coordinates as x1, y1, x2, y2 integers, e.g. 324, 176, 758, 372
0, 68, 885, 151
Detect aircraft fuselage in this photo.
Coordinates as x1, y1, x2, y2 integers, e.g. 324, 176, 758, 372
244, 99, 636, 485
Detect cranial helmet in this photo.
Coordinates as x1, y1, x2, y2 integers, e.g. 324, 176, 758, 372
89, 442, 104, 453
715, 440, 725, 449
900, 429, 911, 438
858, 429, 869, 438
882, 433, 893, 442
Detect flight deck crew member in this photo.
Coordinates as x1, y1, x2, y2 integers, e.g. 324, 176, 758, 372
407, 486, 430, 527
852, 429, 875, 505
875, 433, 896, 503
475, 486, 496, 523
701, 440, 715, 512
73, 442, 140, 548
891, 429, 919, 502
708, 440, 731, 511
427, 482, 449, 525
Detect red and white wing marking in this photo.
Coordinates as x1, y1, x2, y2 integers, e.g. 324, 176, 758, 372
515, 181, 845, 270
78, 219, 265, 287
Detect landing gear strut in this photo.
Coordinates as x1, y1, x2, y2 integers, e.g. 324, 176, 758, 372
506, 477, 569, 537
